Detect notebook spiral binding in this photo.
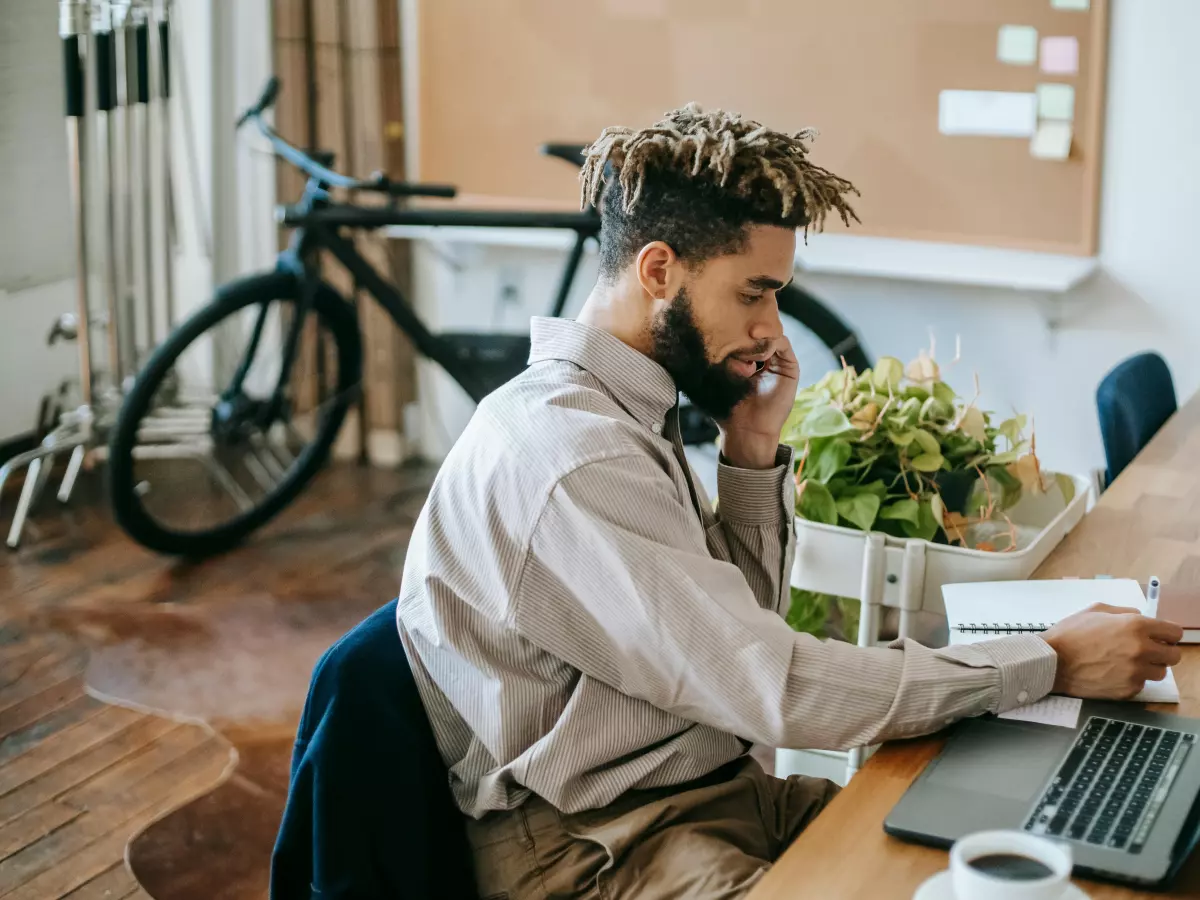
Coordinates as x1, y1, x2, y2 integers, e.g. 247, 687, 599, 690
952, 622, 1052, 634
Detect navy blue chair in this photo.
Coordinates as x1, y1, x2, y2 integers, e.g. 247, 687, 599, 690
270, 599, 477, 900
1096, 352, 1177, 487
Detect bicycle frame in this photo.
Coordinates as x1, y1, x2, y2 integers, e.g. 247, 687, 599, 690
226, 171, 601, 416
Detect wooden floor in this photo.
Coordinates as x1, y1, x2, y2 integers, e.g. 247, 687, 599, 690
0, 462, 434, 899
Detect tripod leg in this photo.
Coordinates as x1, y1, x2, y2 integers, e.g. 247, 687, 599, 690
58, 445, 87, 503
7, 458, 43, 549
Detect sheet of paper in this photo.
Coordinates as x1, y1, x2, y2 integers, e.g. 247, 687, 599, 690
1037, 83, 1076, 121
1031, 121, 1073, 160
944, 579, 1147, 645
999, 696, 1082, 728
1051, 0, 1089, 10
997, 25, 1038, 66
1040, 36, 1080, 74
1135, 668, 1180, 704
938, 91, 1038, 138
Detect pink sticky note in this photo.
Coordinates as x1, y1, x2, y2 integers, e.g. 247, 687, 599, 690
1040, 36, 1079, 75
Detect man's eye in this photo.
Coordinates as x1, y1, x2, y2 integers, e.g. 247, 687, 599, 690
740, 294, 761, 305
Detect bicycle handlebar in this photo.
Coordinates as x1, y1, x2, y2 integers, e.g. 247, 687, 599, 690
237, 77, 457, 200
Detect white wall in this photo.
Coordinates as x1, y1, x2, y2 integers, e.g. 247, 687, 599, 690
410, 0, 1200, 484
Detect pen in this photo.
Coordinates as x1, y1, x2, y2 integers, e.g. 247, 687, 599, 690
1147, 575, 1161, 618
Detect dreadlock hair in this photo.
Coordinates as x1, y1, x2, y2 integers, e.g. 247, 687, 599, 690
580, 103, 860, 280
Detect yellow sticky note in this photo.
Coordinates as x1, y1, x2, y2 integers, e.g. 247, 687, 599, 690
1031, 121, 1073, 160
1037, 84, 1075, 121
1051, 0, 1089, 9
997, 25, 1039, 66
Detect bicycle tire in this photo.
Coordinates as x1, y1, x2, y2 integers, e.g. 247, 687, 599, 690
776, 283, 870, 373
109, 269, 363, 557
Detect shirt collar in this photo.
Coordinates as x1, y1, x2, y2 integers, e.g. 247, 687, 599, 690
528, 317, 678, 430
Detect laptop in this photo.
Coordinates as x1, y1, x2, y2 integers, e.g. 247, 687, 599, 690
884, 702, 1200, 887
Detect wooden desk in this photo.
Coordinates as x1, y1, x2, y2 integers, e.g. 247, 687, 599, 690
752, 394, 1200, 900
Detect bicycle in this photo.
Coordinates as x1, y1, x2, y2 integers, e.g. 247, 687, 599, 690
109, 78, 870, 557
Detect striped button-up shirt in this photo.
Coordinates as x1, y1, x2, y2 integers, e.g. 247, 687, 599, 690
398, 317, 1057, 818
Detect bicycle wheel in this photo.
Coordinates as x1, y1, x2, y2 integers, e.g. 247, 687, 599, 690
109, 270, 363, 556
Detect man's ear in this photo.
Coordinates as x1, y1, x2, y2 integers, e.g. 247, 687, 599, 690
635, 242, 677, 301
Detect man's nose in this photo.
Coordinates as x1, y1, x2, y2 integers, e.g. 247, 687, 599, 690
749, 297, 784, 343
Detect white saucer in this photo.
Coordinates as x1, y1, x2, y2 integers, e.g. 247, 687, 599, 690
913, 869, 1091, 899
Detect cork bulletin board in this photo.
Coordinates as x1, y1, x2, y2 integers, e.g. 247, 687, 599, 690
410, 0, 1109, 256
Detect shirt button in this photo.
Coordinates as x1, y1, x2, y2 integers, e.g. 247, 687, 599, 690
1017, 690, 1029, 704
651, 423, 663, 434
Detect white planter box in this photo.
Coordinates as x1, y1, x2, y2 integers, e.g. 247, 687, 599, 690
775, 471, 1092, 781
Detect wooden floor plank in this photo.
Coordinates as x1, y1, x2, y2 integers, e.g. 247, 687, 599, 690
0, 676, 88, 741
0, 705, 142, 795
0, 726, 211, 894
0, 639, 53, 690
0, 651, 82, 719
0, 800, 81, 861
2, 737, 231, 900
59, 862, 138, 900
0, 716, 174, 829
0, 696, 107, 770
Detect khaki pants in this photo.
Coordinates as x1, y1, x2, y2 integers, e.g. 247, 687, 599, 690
465, 758, 839, 900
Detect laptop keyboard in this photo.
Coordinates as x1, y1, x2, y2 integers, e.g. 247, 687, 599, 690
1025, 716, 1195, 853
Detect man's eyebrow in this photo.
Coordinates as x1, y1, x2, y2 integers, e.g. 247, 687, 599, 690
744, 275, 794, 291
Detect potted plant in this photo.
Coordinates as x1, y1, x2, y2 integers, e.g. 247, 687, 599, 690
781, 345, 1079, 641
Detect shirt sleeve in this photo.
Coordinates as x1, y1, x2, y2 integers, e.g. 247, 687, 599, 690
513, 453, 1058, 751
714, 445, 795, 617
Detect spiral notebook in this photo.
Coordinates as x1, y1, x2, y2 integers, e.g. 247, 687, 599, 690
943, 578, 1179, 704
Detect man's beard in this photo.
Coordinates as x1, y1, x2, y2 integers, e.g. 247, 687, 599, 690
649, 287, 755, 421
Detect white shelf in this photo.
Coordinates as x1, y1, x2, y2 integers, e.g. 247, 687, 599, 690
387, 225, 1098, 294
794, 233, 1098, 293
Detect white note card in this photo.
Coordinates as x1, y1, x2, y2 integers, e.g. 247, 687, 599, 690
1000, 696, 1082, 729
997, 25, 1039, 66
1031, 121, 1073, 160
1051, 0, 1089, 9
1037, 83, 1076, 121
939, 90, 1038, 138
1135, 668, 1180, 704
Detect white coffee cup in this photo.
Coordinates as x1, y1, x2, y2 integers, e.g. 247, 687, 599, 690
950, 830, 1073, 900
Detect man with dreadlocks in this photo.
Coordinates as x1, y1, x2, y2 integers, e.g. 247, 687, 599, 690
397, 106, 1177, 898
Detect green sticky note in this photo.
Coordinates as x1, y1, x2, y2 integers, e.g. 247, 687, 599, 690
997, 24, 1039, 66
1037, 83, 1076, 121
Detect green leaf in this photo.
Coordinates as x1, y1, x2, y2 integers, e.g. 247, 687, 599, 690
806, 439, 852, 484
835, 596, 862, 643
903, 386, 931, 403
909, 452, 945, 472
912, 429, 942, 456
901, 500, 940, 541
997, 415, 1027, 445
796, 406, 854, 440
888, 429, 917, 447
1055, 472, 1077, 505
797, 480, 838, 525
986, 467, 1024, 510
837, 492, 882, 532
846, 479, 888, 500
880, 498, 921, 525
786, 588, 833, 636
932, 381, 958, 406
988, 442, 1030, 466
872, 357, 904, 392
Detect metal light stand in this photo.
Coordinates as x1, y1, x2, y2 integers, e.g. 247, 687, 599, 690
2, 0, 231, 549
0, 0, 98, 547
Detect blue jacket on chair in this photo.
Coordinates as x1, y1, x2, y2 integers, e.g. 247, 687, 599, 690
270, 599, 477, 900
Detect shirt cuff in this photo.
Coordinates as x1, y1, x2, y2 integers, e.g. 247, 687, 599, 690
973, 635, 1059, 713
716, 445, 793, 526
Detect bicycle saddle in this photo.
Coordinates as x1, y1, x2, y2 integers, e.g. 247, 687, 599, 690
540, 143, 588, 169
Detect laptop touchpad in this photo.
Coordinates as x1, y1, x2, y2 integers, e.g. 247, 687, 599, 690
927, 722, 1069, 803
